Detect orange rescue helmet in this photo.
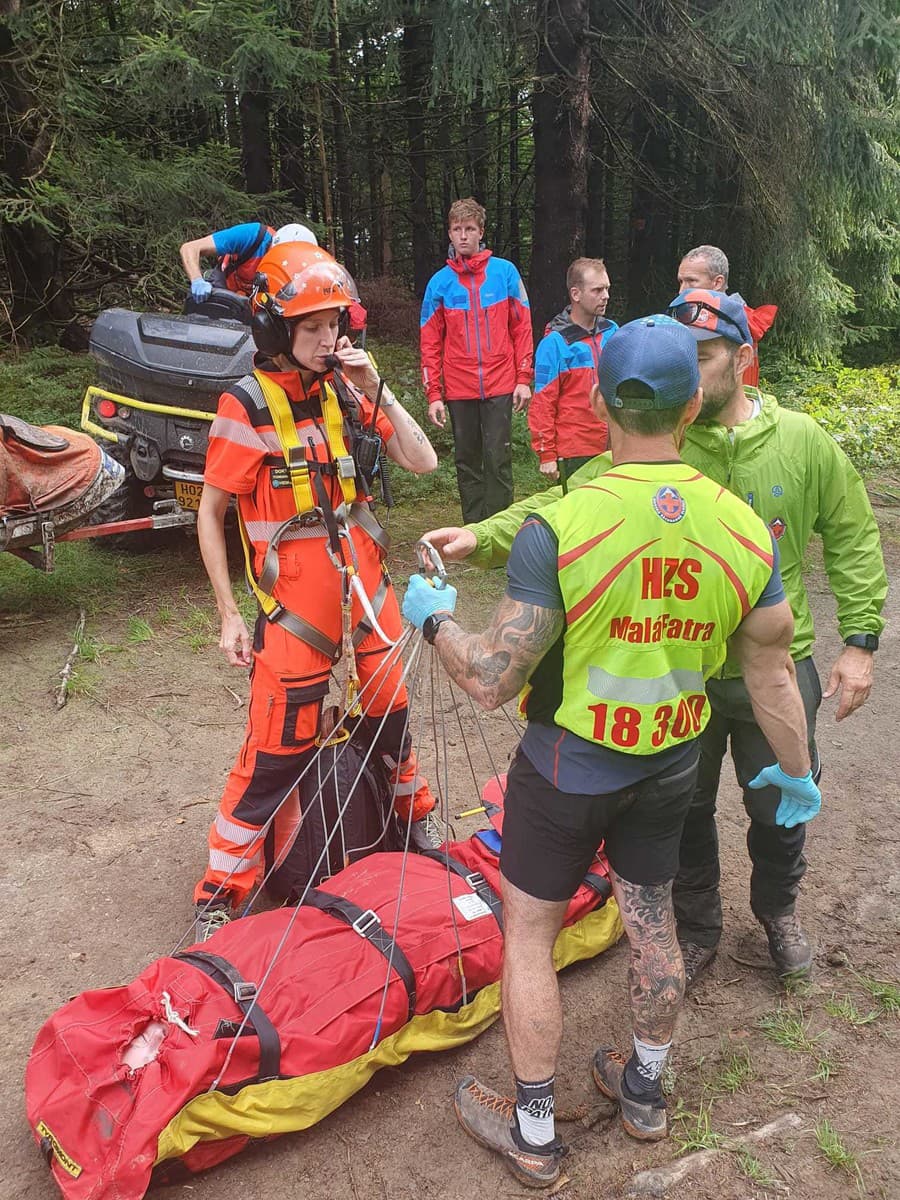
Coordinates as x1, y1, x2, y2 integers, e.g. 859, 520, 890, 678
252, 242, 359, 320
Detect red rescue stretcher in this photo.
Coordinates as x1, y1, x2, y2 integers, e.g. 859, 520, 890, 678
25, 789, 622, 1200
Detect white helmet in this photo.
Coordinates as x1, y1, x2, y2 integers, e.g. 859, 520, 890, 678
272, 223, 318, 247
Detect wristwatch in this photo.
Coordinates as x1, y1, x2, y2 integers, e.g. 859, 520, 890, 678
423, 612, 454, 644
844, 633, 879, 651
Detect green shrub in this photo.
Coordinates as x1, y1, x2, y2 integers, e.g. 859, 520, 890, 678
762, 362, 900, 473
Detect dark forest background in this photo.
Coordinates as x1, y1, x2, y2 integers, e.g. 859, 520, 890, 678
1, 0, 898, 360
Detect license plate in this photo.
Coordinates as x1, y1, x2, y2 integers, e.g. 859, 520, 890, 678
174, 480, 203, 511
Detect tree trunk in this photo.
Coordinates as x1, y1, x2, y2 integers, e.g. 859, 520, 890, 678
239, 84, 272, 193
508, 84, 521, 267
362, 36, 383, 276
313, 84, 335, 252
402, 14, 432, 296
329, 0, 355, 273
528, 0, 590, 332
277, 104, 308, 213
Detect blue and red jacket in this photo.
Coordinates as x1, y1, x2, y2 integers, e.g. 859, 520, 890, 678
529, 308, 618, 462
419, 249, 533, 403
211, 222, 275, 295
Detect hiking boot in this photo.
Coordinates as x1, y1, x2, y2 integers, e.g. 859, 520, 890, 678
194, 902, 232, 944
759, 913, 813, 978
453, 1075, 567, 1188
680, 941, 717, 991
408, 810, 447, 852
591, 1048, 667, 1141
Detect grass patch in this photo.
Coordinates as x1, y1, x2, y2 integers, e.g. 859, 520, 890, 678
0, 346, 95, 427
851, 971, 900, 1016
814, 1119, 864, 1189
127, 616, 154, 643
735, 1149, 779, 1189
757, 1006, 822, 1054
705, 1047, 755, 1096
671, 1100, 724, 1156
825, 994, 880, 1027
811, 1054, 840, 1084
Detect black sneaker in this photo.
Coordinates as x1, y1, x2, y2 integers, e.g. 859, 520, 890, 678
759, 913, 813, 978
680, 941, 717, 991
194, 901, 232, 944
591, 1048, 667, 1141
454, 1075, 567, 1188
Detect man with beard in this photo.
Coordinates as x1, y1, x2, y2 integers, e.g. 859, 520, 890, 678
528, 258, 617, 483
418, 290, 886, 985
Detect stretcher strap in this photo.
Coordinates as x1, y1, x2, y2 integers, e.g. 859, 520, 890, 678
176, 950, 282, 1083
580, 867, 612, 905
301, 889, 417, 1022
420, 851, 504, 932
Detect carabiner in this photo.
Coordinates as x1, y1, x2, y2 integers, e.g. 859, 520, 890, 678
415, 539, 448, 589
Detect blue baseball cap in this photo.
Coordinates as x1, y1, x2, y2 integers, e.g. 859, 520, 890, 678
597, 315, 701, 410
667, 289, 752, 346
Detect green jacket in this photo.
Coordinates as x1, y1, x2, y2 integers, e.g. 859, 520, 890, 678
470, 390, 886, 676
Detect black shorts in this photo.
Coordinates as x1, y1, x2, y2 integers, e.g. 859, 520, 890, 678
500, 747, 699, 902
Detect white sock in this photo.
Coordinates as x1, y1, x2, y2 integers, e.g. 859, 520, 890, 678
515, 1075, 555, 1146
632, 1035, 671, 1085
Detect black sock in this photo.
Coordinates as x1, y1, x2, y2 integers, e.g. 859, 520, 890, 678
624, 1054, 664, 1100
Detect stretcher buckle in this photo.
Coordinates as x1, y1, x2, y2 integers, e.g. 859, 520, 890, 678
352, 909, 381, 937
233, 980, 258, 1004
465, 872, 487, 892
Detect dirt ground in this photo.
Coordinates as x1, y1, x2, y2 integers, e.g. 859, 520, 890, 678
1, 506, 898, 1200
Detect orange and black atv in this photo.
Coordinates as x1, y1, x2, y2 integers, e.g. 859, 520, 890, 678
81, 289, 254, 549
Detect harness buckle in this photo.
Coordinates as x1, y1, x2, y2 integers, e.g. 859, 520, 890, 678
351, 909, 381, 937
233, 980, 258, 1004
335, 454, 356, 480
465, 872, 487, 892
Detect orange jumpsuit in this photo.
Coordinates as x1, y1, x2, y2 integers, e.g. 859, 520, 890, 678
195, 365, 434, 906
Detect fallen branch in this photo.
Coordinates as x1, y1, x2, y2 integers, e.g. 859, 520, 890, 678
55, 608, 86, 710
626, 1112, 802, 1197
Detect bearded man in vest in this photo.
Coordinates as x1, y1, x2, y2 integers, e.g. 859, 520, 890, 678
402, 316, 819, 1184
193, 241, 440, 942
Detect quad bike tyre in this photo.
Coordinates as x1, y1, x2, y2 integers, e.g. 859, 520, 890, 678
86, 439, 159, 552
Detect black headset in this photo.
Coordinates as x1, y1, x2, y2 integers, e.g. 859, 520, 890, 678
250, 273, 349, 359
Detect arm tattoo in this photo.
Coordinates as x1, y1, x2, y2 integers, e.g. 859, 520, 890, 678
610, 872, 684, 1045
403, 410, 426, 445
433, 596, 564, 709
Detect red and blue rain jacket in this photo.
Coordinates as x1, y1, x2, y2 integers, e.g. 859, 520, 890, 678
419, 249, 533, 403
529, 308, 618, 462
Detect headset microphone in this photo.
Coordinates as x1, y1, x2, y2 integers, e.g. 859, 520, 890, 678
324, 354, 341, 370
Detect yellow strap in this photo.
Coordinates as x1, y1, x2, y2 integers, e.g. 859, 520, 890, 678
253, 370, 357, 512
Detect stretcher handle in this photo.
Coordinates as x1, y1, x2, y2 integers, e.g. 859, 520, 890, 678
415, 539, 448, 588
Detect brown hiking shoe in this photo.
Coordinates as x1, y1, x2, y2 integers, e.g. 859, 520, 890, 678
680, 941, 717, 991
591, 1048, 667, 1141
759, 913, 813, 978
453, 1075, 567, 1188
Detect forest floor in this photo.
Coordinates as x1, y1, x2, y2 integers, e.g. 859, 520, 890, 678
1, 497, 898, 1200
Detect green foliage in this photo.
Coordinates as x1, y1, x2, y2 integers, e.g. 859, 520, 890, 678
768, 363, 900, 472
0, 348, 94, 426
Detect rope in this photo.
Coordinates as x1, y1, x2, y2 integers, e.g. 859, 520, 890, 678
208, 633, 427, 1092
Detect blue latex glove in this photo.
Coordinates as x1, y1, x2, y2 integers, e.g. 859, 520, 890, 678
191, 277, 213, 301
402, 573, 457, 630
748, 764, 822, 829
